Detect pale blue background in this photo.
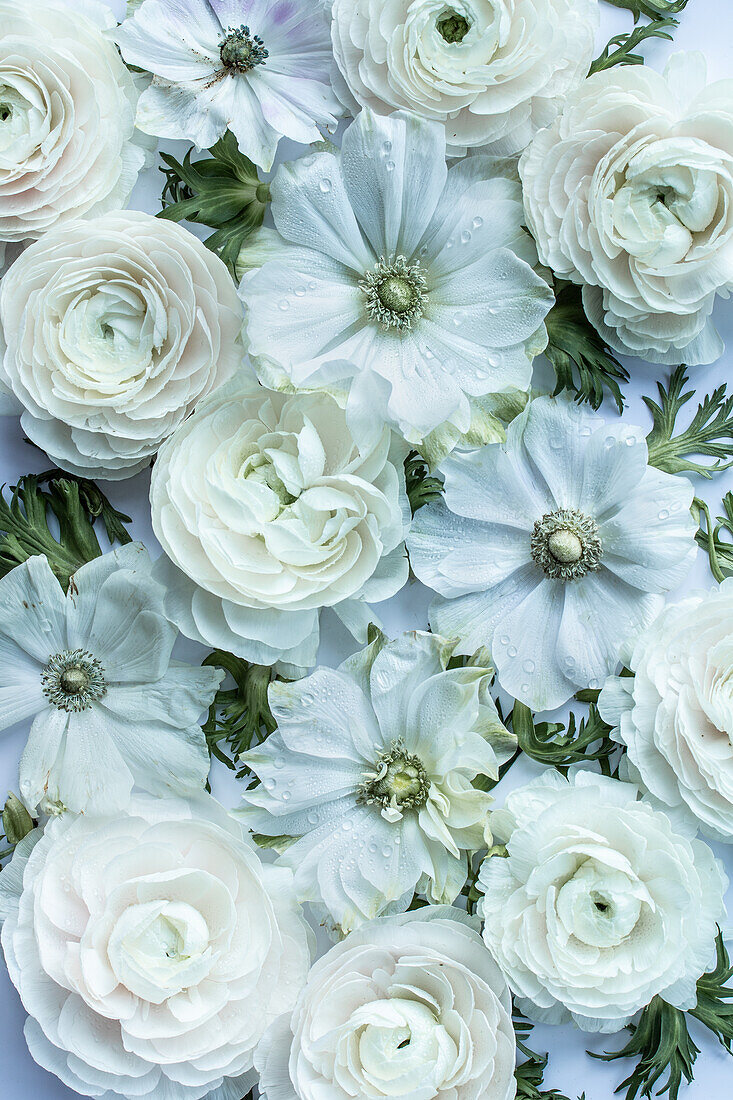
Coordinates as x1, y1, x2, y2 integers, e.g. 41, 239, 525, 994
1, 1, 732, 1097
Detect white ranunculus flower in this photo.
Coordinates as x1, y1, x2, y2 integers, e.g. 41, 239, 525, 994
521, 53, 733, 366
256, 907, 516, 1100
150, 375, 410, 673
408, 396, 698, 712
0, 793, 313, 1100
599, 579, 733, 842
0, 545, 221, 816
239, 632, 515, 932
0, 0, 147, 245
239, 107, 554, 447
0, 211, 243, 479
116, 0, 341, 171
329, 0, 599, 155
478, 770, 728, 1032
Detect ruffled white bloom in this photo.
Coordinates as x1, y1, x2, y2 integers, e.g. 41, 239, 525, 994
0, 545, 221, 816
239, 108, 554, 447
239, 632, 515, 933
150, 375, 410, 673
256, 907, 516, 1100
478, 770, 728, 1032
600, 579, 733, 842
0, 793, 313, 1099
0, 0, 146, 246
0, 211, 242, 479
408, 396, 697, 712
116, 0, 341, 171
521, 53, 733, 366
329, 0, 599, 155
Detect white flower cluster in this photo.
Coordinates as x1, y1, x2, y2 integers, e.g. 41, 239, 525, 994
0, 2, 731, 1100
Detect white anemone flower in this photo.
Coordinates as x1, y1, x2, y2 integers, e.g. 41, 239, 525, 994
408, 396, 697, 712
600, 579, 733, 842
0, 545, 222, 816
256, 907, 516, 1100
116, 0, 342, 171
239, 632, 516, 933
0, 793, 313, 1100
239, 107, 554, 447
329, 0, 599, 156
478, 770, 728, 1032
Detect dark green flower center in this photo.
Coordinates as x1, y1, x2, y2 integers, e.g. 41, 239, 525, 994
220, 25, 269, 74
358, 740, 430, 816
437, 11, 471, 43
42, 649, 107, 712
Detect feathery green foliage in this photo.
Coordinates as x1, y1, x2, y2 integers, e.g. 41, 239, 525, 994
404, 451, 444, 514
590, 17, 677, 74
645, 366, 733, 477
159, 131, 271, 274
511, 701, 617, 775
544, 285, 629, 412
0, 472, 132, 591
201, 652, 280, 776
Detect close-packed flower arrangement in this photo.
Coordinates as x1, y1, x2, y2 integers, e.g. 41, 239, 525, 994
0, 2, 731, 1099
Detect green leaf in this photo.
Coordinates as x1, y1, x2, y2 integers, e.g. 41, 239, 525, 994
590, 17, 677, 74
645, 366, 733, 478
593, 936, 733, 1100
602, 0, 690, 19
201, 652, 281, 776
592, 997, 697, 1100
158, 131, 270, 275
690, 931, 733, 1053
694, 494, 733, 582
544, 284, 629, 412
0, 473, 132, 591
404, 451, 444, 515
511, 701, 617, 775
514, 1011, 576, 1100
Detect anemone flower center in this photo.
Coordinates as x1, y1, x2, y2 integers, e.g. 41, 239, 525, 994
358, 740, 430, 818
220, 25, 269, 74
41, 649, 107, 712
531, 508, 603, 581
360, 257, 428, 332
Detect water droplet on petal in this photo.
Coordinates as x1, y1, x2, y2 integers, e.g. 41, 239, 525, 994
472, 216, 484, 230
319, 178, 333, 193
385, 160, 396, 173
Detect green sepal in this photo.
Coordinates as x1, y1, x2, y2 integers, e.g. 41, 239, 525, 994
2, 793, 34, 847
158, 131, 271, 275
690, 931, 733, 1053
201, 651, 281, 777
544, 284, 629, 412
0, 472, 132, 591
589, 17, 678, 75
511, 701, 617, 775
645, 366, 733, 478
404, 451, 444, 515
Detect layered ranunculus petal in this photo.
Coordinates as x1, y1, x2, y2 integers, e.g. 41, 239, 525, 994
0, 795, 313, 1100
479, 771, 728, 1031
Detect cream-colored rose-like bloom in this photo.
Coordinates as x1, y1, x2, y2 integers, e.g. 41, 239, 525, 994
0, 0, 147, 246
329, 0, 599, 155
0, 210, 242, 478
256, 907, 516, 1100
479, 771, 728, 1032
0, 794, 313, 1100
151, 375, 410, 672
600, 579, 733, 842
521, 53, 733, 365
